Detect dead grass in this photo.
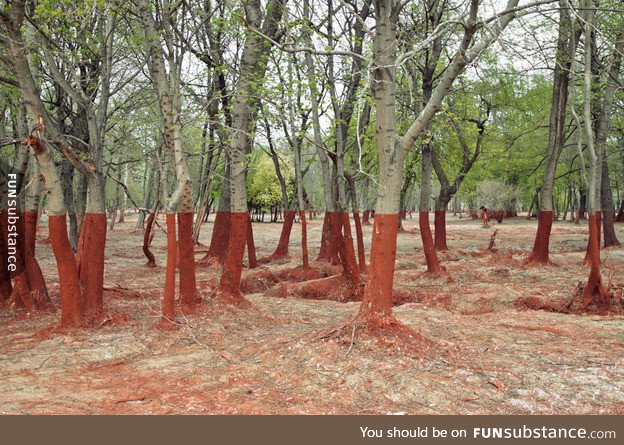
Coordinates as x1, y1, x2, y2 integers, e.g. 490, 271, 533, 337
0, 212, 623, 414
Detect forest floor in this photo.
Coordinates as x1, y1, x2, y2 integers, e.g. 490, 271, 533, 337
1, 213, 623, 414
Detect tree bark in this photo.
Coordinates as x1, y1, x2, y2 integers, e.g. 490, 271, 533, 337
526, 1, 575, 265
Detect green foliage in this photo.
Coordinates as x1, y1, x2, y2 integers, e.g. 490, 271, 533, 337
246, 149, 293, 209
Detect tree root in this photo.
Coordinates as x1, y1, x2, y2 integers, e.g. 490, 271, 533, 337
314, 315, 439, 356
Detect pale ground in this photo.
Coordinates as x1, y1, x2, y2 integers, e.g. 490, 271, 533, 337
0, 213, 622, 414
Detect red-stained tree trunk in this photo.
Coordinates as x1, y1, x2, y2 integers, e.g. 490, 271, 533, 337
246, 215, 257, 269
0, 210, 13, 302
22, 158, 49, 309
433, 211, 447, 251
143, 211, 157, 267
359, 214, 399, 319
358, 0, 519, 322
24, 210, 50, 309
163, 213, 176, 320
420, 211, 443, 275
317, 212, 341, 264
79, 212, 107, 315
335, 212, 362, 283
218, 212, 250, 306
299, 210, 309, 268
215, 0, 285, 305
526, 2, 576, 265
260, 210, 295, 263
11, 210, 35, 310
178, 212, 198, 305
353, 212, 367, 272
526, 211, 554, 265
362, 210, 371, 225
199, 162, 231, 265
419, 143, 444, 275
49, 215, 85, 326
139, 0, 200, 319
25, 136, 85, 327
583, 211, 601, 262
583, 213, 608, 305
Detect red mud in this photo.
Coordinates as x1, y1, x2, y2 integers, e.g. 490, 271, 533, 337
1, 213, 623, 414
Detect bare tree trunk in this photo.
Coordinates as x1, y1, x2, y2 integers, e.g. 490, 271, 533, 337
109, 161, 122, 230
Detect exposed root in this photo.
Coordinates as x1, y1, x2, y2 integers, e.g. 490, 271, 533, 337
515, 290, 624, 316
392, 289, 453, 309
265, 274, 363, 303
197, 255, 221, 268
419, 267, 453, 282
276, 266, 322, 283
153, 318, 181, 331
514, 296, 568, 313
487, 229, 498, 251
565, 282, 623, 315
315, 315, 439, 356
257, 254, 290, 265
522, 253, 555, 267
177, 300, 208, 316
211, 290, 253, 309
240, 269, 280, 293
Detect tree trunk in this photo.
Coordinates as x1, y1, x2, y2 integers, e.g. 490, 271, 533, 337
23, 159, 50, 309
358, 1, 402, 320
527, 1, 575, 265
433, 188, 453, 251
420, 141, 443, 274
143, 211, 157, 268
138, 0, 199, 314
580, 2, 608, 305
5, 2, 85, 325
261, 210, 296, 262
601, 161, 620, 248
26, 136, 85, 326
200, 160, 231, 264
353, 211, 367, 272
216, 0, 285, 306
246, 215, 257, 269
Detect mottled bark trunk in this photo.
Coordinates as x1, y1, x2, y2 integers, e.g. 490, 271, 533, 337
216, 0, 285, 305
358, 1, 402, 319
528, 1, 575, 265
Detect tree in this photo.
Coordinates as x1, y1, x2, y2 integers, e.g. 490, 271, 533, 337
525, 0, 577, 266
216, 0, 287, 306
1, 1, 87, 326
358, 0, 520, 325
137, 0, 199, 320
